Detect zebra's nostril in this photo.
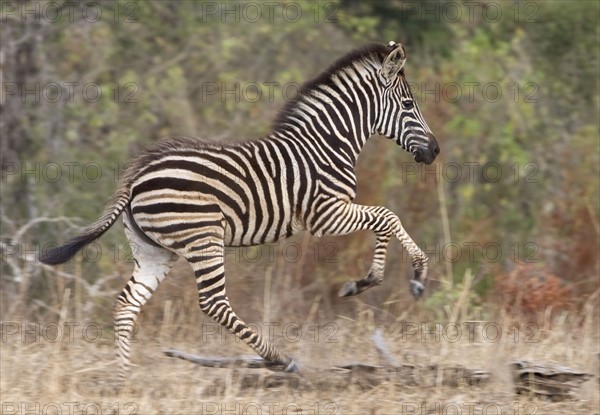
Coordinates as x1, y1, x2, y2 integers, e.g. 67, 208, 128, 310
434, 145, 440, 155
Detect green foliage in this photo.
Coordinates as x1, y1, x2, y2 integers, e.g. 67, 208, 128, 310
1, 0, 598, 316
424, 280, 483, 321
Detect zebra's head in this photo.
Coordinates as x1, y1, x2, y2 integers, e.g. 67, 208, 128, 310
375, 41, 440, 165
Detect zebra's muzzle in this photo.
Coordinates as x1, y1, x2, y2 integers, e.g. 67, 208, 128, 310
414, 133, 439, 165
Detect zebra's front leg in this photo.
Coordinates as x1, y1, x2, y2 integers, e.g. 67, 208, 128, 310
315, 203, 428, 298
338, 232, 391, 297
183, 231, 298, 373
384, 207, 429, 298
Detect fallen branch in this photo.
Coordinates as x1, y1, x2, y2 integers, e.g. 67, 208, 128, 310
163, 330, 491, 392
163, 349, 288, 371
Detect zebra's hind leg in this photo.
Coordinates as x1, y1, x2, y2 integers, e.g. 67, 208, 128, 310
182, 229, 298, 373
114, 214, 178, 387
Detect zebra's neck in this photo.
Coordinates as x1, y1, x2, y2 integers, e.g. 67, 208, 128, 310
271, 55, 384, 169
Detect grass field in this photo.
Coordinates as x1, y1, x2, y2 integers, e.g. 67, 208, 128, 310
2, 255, 598, 415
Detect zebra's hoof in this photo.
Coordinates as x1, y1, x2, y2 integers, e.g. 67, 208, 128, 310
338, 280, 358, 297
284, 359, 300, 373
410, 279, 425, 298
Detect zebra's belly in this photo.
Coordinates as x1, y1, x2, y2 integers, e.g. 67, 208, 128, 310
222, 206, 304, 247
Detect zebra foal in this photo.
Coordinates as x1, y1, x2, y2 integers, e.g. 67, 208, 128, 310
40, 41, 439, 383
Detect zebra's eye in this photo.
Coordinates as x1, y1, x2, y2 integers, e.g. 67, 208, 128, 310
402, 99, 414, 109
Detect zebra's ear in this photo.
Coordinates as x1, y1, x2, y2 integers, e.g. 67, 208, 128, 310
381, 42, 406, 81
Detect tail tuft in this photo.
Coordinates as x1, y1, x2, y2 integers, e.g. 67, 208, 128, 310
39, 234, 96, 265
40, 187, 131, 265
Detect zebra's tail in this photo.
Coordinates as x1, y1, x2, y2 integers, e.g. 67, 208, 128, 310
39, 186, 131, 265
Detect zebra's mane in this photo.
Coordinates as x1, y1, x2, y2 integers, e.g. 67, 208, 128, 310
272, 42, 391, 131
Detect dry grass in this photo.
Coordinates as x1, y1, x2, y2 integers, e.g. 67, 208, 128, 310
2, 274, 599, 415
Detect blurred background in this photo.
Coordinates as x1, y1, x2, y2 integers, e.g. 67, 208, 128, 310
1, 0, 598, 331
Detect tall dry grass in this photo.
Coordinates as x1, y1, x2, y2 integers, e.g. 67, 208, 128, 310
1, 250, 598, 414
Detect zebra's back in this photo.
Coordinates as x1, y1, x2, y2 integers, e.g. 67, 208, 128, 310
127, 137, 316, 248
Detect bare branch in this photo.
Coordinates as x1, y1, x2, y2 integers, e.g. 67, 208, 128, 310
13, 216, 81, 245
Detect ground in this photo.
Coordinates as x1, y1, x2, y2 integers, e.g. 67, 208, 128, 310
2, 308, 598, 415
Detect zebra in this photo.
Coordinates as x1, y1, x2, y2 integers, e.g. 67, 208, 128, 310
40, 41, 439, 383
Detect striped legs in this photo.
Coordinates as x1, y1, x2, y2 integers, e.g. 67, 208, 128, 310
114, 214, 178, 386
182, 224, 298, 372
316, 202, 428, 297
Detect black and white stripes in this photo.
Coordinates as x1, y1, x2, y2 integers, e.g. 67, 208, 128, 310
40, 41, 439, 384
